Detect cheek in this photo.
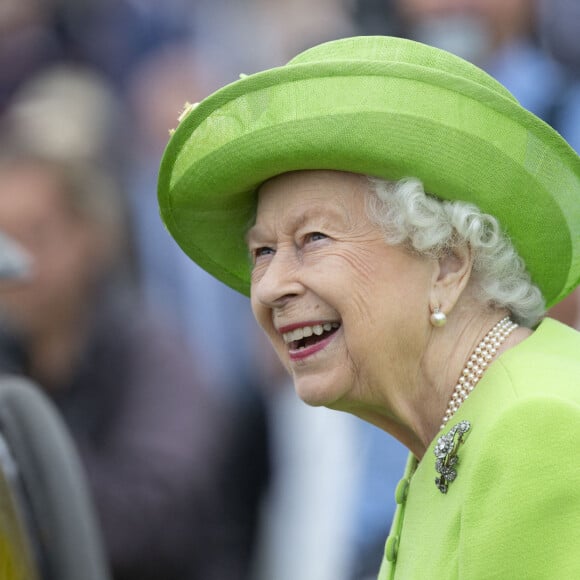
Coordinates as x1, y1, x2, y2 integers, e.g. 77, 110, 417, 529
333, 249, 431, 343
323, 247, 390, 321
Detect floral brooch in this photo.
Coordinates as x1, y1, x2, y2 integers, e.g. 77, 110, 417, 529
433, 420, 471, 494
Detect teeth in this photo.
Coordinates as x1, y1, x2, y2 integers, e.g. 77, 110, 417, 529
282, 322, 340, 344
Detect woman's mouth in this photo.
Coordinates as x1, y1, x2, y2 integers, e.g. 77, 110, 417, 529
281, 322, 341, 360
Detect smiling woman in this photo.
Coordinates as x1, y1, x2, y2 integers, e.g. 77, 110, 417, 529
158, 36, 580, 580
249, 170, 439, 420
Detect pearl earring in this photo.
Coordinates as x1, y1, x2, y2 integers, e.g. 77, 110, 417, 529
430, 307, 447, 327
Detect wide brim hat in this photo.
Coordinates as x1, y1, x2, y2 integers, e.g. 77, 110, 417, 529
158, 35, 580, 308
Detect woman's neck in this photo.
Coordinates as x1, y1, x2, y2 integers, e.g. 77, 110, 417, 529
349, 309, 532, 460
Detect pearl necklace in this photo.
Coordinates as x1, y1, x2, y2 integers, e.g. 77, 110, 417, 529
440, 316, 518, 430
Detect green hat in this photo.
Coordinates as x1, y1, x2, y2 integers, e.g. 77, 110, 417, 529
158, 35, 580, 308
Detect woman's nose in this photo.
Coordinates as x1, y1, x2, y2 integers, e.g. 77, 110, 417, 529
252, 249, 303, 307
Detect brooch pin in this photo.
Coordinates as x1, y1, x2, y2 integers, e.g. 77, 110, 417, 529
434, 420, 471, 494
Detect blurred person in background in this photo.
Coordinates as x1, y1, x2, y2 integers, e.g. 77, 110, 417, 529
0, 145, 232, 580
0, 59, 261, 579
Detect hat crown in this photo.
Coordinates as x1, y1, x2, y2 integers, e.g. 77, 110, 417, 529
288, 35, 517, 103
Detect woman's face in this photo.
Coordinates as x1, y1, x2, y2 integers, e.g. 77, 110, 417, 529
248, 170, 436, 409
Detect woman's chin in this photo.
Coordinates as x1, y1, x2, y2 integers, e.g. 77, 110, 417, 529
293, 377, 346, 408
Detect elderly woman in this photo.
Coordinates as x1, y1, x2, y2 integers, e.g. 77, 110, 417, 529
158, 37, 580, 578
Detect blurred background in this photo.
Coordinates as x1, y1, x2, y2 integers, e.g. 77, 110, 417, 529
0, 1, 578, 579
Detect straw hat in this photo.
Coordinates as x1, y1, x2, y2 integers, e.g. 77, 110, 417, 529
158, 35, 580, 307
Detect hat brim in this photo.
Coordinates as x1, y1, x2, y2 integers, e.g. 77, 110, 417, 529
159, 38, 580, 308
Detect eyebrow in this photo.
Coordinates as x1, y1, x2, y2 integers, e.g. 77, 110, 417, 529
246, 204, 347, 245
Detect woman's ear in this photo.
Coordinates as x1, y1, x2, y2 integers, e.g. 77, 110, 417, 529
429, 243, 473, 315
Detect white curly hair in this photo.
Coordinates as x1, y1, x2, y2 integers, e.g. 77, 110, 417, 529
366, 176, 545, 328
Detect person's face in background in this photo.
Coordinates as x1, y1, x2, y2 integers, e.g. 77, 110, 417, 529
395, 0, 534, 65
0, 161, 104, 337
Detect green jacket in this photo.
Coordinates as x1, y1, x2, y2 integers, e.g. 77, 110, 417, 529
379, 318, 580, 579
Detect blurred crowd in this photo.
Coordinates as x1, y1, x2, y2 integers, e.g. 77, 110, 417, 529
0, 1, 578, 580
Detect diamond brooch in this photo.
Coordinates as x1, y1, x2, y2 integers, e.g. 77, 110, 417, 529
434, 420, 471, 494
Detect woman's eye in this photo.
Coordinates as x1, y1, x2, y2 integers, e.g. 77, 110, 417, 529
305, 232, 327, 243
253, 246, 275, 261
